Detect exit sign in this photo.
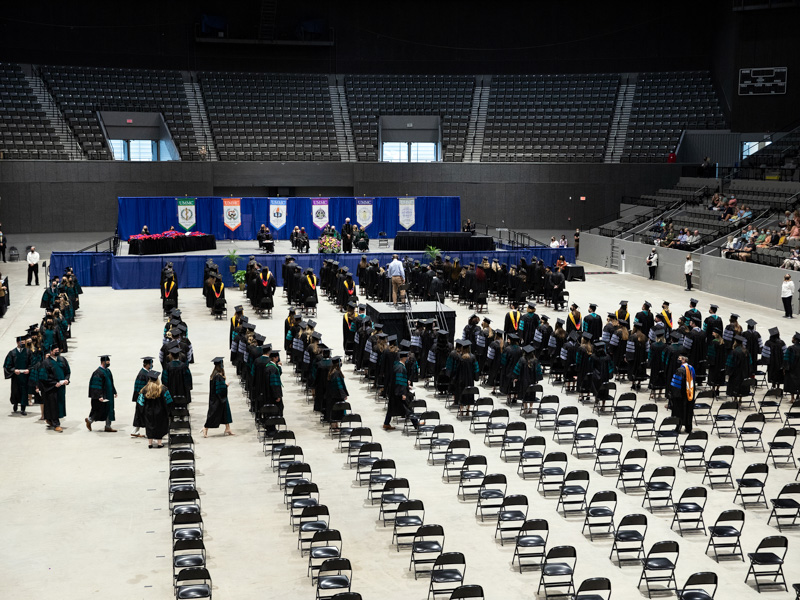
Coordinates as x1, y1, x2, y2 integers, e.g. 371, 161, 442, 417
580, 196, 586, 201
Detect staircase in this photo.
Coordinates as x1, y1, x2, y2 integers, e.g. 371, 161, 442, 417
26, 69, 84, 160
258, 0, 278, 40
604, 75, 637, 164
610, 241, 622, 271
329, 82, 356, 162
184, 81, 218, 161
464, 77, 490, 163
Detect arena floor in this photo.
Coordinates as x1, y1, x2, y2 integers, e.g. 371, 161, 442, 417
1, 248, 798, 600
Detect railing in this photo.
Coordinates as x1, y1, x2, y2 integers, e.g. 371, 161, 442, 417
716, 165, 800, 183
471, 222, 547, 248
77, 234, 119, 254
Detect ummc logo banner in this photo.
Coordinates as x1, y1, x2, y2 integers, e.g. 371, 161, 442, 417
312, 198, 329, 229
398, 197, 416, 230
356, 198, 373, 228
177, 198, 196, 231
269, 198, 287, 230
223, 198, 241, 231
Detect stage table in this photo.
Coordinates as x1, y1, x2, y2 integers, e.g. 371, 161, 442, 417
393, 232, 494, 252
564, 264, 585, 281
128, 235, 217, 256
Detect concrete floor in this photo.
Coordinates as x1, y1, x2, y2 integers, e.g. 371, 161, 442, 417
1, 254, 799, 600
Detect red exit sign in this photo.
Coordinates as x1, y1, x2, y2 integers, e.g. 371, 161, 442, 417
580, 196, 586, 201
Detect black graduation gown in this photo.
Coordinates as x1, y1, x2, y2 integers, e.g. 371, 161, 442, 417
648, 341, 667, 390
88, 366, 117, 422
454, 354, 479, 405
504, 310, 522, 337
707, 339, 727, 386
132, 367, 149, 428
686, 328, 707, 376
313, 358, 332, 413
324, 371, 349, 421
499, 344, 523, 394
784, 343, 800, 394
583, 314, 603, 341
764, 338, 785, 385
635, 310, 654, 339
254, 273, 276, 309
726, 346, 751, 396
743, 330, 762, 371
520, 312, 540, 346
703, 314, 724, 343
140, 389, 171, 440
161, 280, 178, 311
625, 334, 648, 383
163, 360, 192, 403
205, 375, 232, 428
300, 275, 319, 306
4, 347, 32, 406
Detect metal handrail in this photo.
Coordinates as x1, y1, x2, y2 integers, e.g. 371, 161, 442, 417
77, 235, 118, 253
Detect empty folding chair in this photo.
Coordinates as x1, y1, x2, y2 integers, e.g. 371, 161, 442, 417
484, 409, 510, 445
441, 439, 471, 479
692, 390, 715, 425
298, 505, 331, 555
642, 466, 676, 512
449, 584, 484, 600
609, 513, 647, 565
173, 540, 206, 583
734, 462, 769, 508
767, 427, 797, 468
342, 427, 373, 465
591, 433, 622, 476
379, 478, 411, 525
785, 399, 800, 428
174, 568, 211, 600
538, 451, 568, 496
758, 388, 783, 421
711, 401, 738, 437
582, 490, 617, 541
290, 483, 320, 529
653, 416, 681, 455
610, 392, 637, 428
415, 411, 441, 448
495, 494, 529, 545
767, 482, 800, 531
535, 395, 560, 430
409, 524, 445, 579
572, 418, 599, 458
537, 545, 577, 600
428, 425, 456, 463
705, 509, 745, 562
703, 445, 735, 488
366, 459, 397, 504
617, 448, 648, 492
575, 577, 611, 600
745, 536, 788, 593
393, 500, 426, 551
677, 572, 717, 600
638, 540, 679, 598
553, 406, 579, 444
308, 530, 343, 583
476, 473, 507, 521
500, 422, 527, 462
428, 552, 466, 600
469, 398, 494, 433
355, 443, 384, 485
736, 413, 766, 452
316, 557, 352, 599
518, 436, 547, 479
557, 469, 590, 515
276, 446, 304, 484
671, 486, 708, 536
632, 403, 658, 440
512, 518, 549, 573
678, 430, 708, 471
457, 455, 488, 499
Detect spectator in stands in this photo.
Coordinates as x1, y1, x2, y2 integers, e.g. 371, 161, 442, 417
753, 229, 768, 246
790, 222, 800, 239
738, 237, 756, 262
709, 193, 723, 211
676, 229, 690, 248
687, 230, 702, 248
776, 228, 788, 247
646, 248, 658, 280
742, 225, 757, 242
721, 203, 735, 221
549, 237, 559, 248
662, 225, 677, 248
782, 249, 800, 270
782, 273, 795, 318
721, 235, 738, 259
780, 210, 793, 229
757, 229, 775, 249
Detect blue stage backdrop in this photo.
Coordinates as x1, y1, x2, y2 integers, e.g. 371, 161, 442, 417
117, 196, 461, 241
51, 248, 574, 290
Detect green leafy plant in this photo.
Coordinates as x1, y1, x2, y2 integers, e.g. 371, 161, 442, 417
424, 245, 441, 262
232, 270, 247, 285
225, 249, 239, 266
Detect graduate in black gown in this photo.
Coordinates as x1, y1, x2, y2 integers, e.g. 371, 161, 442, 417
324, 356, 349, 423
706, 330, 726, 394
136, 370, 172, 448
499, 334, 523, 395
203, 357, 233, 437
485, 329, 505, 393
726, 335, 752, 402
590, 341, 615, 402
4, 335, 32, 414
161, 270, 178, 313
454, 340, 480, 411
626, 322, 648, 389
131, 357, 153, 437
647, 325, 668, 395
86, 354, 118, 432
783, 332, 800, 401
38, 345, 70, 432
763, 327, 785, 388
513, 344, 543, 413
162, 344, 193, 404
254, 267, 276, 311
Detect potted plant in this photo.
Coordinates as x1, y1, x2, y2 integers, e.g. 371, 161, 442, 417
424, 245, 442, 262
233, 270, 247, 291
225, 249, 239, 274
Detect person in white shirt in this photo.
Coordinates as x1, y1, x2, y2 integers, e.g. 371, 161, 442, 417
387, 254, 405, 305
549, 237, 559, 248
646, 248, 658, 280
782, 273, 795, 318
684, 254, 694, 291
26, 246, 40, 286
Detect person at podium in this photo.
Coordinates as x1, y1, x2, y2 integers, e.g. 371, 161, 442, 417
257, 224, 274, 253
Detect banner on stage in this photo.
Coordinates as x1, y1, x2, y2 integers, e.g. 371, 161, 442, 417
177, 197, 196, 231
398, 197, 416, 230
356, 198, 373, 228
223, 198, 241, 231
312, 198, 329, 229
269, 198, 287, 230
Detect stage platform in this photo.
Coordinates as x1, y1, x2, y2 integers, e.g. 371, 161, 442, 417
366, 301, 456, 343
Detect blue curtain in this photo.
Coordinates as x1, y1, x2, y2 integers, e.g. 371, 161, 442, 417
51, 247, 574, 290
117, 196, 461, 241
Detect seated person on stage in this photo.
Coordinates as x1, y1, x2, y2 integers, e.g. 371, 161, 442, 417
355, 226, 370, 251
462, 219, 475, 233
141, 225, 150, 235
290, 226, 300, 249
296, 227, 310, 253
257, 224, 274, 253
328, 225, 341, 240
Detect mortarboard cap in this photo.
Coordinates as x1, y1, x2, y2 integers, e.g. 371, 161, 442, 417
378, 332, 388, 339
294, 314, 302, 321
508, 333, 520, 341
670, 332, 682, 341
527, 301, 536, 309
483, 317, 492, 323
589, 303, 597, 310
400, 340, 411, 348
734, 335, 747, 343
746, 319, 757, 327
607, 312, 616, 318
171, 309, 181, 316
399, 350, 409, 357
662, 300, 670, 306
540, 315, 549, 321
556, 318, 565, 326
730, 313, 739, 319
312, 332, 322, 340
582, 332, 593, 340
594, 340, 606, 348
254, 334, 266, 343
709, 304, 718, 310
619, 300, 628, 306
522, 344, 535, 354
347, 301, 357, 308
373, 323, 383, 329
643, 301, 652, 309
461, 340, 472, 348
269, 350, 280, 357
494, 329, 504, 336
690, 298, 698, 305
568, 331, 579, 342
358, 304, 366, 310
147, 370, 160, 379
141, 356, 154, 362
769, 327, 779, 336
307, 320, 317, 328
98, 355, 111, 361
15, 336, 25, 342
211, 357, 224, 364
388, 334, 398, 342
331, 356, 342, 363
234, 305, 243, 312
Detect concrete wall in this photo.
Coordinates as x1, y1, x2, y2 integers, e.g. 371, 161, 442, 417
0, 160, 681, 234
582, 232, 785, 311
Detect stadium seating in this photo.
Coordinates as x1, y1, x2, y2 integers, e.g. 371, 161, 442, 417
39, 65, 197, 160
482, 74, 619, 163
623, 71, 726, 163
0, 63, 66, 160
199, 72, 339, 161
344, 74, 473, 162
743, 123, 800, 169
